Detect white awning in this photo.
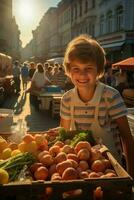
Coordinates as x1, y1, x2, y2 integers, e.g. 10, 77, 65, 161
102, 41, 124, 49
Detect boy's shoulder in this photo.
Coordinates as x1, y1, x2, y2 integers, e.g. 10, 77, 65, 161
62, 88, 75, 100
103, 84, 120, 98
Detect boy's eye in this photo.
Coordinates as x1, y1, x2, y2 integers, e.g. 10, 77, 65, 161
71, 68, 79, 72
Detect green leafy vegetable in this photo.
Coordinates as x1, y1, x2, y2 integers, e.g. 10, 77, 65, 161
70, 130, 96, 147
0, 152, 36, 181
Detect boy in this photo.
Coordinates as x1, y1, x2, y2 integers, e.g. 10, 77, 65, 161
59, 35, 134, 177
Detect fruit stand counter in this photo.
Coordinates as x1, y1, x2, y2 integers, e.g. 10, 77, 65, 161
0, 131, 133, 200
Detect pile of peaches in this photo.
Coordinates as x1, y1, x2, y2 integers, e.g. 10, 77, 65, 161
0, 133, 117, 182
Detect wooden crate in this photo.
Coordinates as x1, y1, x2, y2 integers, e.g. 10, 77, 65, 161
0, 132, 133, 200
0, 147, 133, 200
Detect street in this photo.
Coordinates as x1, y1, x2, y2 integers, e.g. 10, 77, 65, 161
2, 88, 59, 132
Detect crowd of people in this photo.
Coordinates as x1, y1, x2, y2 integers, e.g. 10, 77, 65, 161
12, 60, 73, 94
12, 60, 74, 108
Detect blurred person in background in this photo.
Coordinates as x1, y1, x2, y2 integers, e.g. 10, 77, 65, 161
116, 69, 129, 95
51, 66, 67, 90
29, 62, 36, 80
21, 62, 29, 90
12, 60, 21, 94
45, 65, 53, 80
29, 63, 51, 109
43, 62, 49, 74
105, 68, 116, 88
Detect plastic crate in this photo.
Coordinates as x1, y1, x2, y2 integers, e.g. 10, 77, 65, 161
45, 85, 62, 93
0, 109, 13, 132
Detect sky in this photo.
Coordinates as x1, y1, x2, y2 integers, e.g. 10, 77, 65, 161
13, 0, 61, 48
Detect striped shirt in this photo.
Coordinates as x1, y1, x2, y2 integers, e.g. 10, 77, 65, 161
60, 82, 128, 157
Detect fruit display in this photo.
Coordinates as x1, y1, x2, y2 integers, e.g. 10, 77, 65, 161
0, 130, 117, 184
0, 129, 132, 200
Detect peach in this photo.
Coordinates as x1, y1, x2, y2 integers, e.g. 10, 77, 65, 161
56, 160, 72, 176
23, 134, 35, 144
34, 134, 45, 144
91, 160, 105, 172
77, 148, 90, 160
102, 159, 111, 169
67, 153, 79, 163
37, 150, 49, 162
40, 154, 54, 166
67, 159, 78, 169
88, 172, 100, 178
79, 171, 89, 179
61, 145, 74, 154
74, 141, 91, 154
30, 163, 43, 174
48, 164, 57, 177
51, 173, 61, 181
34, 166, 48, 180
54, 152, 67, 164
90, 148, 103, 163
62, 167, 78, 180
49, 145, 60, 157
79, 160, 89, 171
93, 187, 103, 199
54, 141, 64, 148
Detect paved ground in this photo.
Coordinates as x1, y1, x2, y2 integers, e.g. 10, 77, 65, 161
2, 89, 59, 132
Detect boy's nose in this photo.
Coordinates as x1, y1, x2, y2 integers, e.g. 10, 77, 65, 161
79, 70, 87, 75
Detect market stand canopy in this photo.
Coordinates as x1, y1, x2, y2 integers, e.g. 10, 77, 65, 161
112, 57, 134, 71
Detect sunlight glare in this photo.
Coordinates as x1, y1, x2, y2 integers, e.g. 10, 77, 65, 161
17, 1, 34, 22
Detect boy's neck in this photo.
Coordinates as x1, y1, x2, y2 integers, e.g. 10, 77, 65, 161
77, 84, 97, 103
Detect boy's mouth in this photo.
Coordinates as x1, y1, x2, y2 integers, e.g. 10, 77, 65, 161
77, 80, 89, 84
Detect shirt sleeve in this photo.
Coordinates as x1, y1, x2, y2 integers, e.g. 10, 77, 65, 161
108, 89, 128, 119
60, 92, 71, 120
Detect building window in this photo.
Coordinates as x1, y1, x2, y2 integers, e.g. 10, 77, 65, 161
92, 0, 95, 8
106, 10, 113, 33
100, 15, 105, 35
116, 5, 124, 31
91, 24, 95, 36
79, 0, 82, 17
88, 23, 95, 37
85, 0, 88, 13
74, 4, 77, 19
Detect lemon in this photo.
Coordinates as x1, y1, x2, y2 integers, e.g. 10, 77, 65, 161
0, 168, 9, 184
2, 148, 12, 160
11, 149, 21, 157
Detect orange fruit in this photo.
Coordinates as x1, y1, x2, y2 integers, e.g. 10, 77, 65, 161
18, 142, 27, 152
23, 134, 35, 144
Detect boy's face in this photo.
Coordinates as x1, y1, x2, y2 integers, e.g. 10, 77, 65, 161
69, 59, 98, 89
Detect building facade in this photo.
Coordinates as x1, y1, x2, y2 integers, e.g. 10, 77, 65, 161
0, 0, 21, 60
22, 0, 134, 63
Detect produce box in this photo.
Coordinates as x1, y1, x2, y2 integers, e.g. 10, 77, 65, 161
45, 85, 62, 93
0, 131, 133, 200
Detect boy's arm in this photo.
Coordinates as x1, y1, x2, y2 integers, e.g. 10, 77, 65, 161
60, 117, 71, 130
115, 115, 134, 178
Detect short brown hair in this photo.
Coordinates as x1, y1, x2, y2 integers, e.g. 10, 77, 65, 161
63, 34, 106, 78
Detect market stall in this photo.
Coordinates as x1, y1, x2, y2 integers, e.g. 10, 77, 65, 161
30, 85, 64, 117
112, 57, 134, 106
0, 129, 133, 200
